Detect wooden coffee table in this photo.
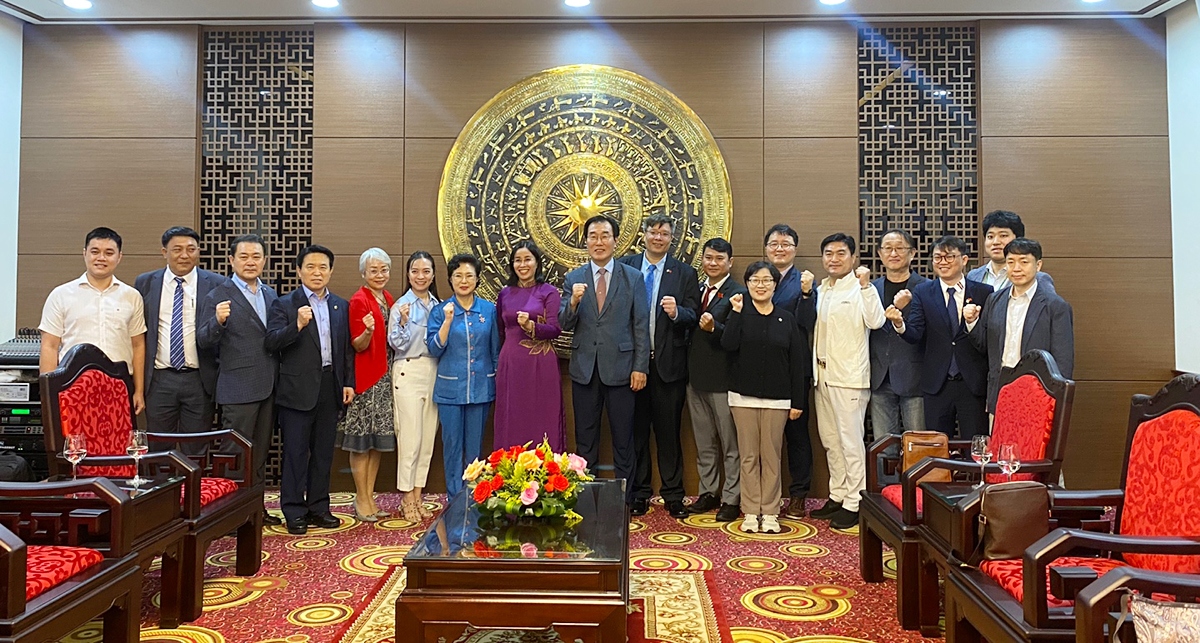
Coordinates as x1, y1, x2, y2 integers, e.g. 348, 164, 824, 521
398, 479, 629, 642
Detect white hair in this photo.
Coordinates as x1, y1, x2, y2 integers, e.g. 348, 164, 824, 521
359, 247, 392, 274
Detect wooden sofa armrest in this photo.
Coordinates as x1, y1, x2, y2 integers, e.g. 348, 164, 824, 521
147, 429, 254, 486
78, 450, 203, 518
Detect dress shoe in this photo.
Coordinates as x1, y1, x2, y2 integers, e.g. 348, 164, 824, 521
306, 512, 341, 530
809, 499, 843, 520
630, 498, 650, 517
715, 503, 741, 522
829, 508, 860, 531
784, 494, 807, 518
687, 493, 720, 514
666, 500, 689, 520
263, 510, 283, 526
285, 519, 307, 535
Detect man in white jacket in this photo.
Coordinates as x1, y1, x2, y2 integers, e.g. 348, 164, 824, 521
797, 233, 886, 530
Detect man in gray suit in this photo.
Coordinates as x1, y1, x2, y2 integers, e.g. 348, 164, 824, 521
559, 215, 650, 504
197, 234, 281, 525
964, 238, 1074, 412
135, 226, 223, 442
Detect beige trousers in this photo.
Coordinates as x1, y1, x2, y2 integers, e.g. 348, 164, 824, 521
815, 378, 869, 512
730, 405, 788, 516
393, 356, 439, 491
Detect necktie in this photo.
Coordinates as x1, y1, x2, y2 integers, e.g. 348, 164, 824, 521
170, 276, 186, 369
645, 263, 657, 313
946, 286, 960, 377
595, 268, 607, 312
701, 285, 715, 312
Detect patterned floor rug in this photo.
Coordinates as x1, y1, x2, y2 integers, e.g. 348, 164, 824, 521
57, 493, 939, 643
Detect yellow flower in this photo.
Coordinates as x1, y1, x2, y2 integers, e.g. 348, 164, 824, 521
463, 459, 488, 482
516, 450, 542, 471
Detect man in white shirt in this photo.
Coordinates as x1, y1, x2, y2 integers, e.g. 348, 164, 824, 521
39, 227, 148, 414
967, 210, 1055, 293
135, 226, 224, 441
797, 233, 886, 531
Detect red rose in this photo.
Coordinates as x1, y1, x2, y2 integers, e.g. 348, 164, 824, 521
535, 448, 545, 459
488, 449, 505, 466
551, 474, 569, 492
545, 461, 561, 475
508, 446, 523, 459
544, 482, 555, 493
473, 483, 491, 503
491, 475, 505, 492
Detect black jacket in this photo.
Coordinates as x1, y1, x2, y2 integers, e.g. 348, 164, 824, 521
869, 273, 928, 396
264, 287, 354, 412
687, 276, 747, 393
616, 253, 700, 383
721, 305, 808, 409
196, 277, 279, 406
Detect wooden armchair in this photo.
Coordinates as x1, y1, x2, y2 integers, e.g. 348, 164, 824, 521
0, 478, 142, 643
944, 373, 1200, 643
859, 349, 1075, 631
1074, 567, 1200, 643
40, 343, 264, 623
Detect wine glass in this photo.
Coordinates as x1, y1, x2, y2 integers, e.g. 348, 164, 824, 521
64, 434, 88, 481
998, 444, 1021, 482
126, 430, 149, 488
970, 435, 992, 488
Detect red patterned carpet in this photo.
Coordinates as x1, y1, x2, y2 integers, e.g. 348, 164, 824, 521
59, 493, 939, 643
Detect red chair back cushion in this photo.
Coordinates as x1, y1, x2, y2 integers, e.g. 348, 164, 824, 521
199, 477, 240, 507
57, 369, 135, 477
25, 545, 105, 600
987, 374, 1056, 484
1120, 409, 1200, 573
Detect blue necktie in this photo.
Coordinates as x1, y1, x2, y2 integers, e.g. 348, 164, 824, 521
170, 277, 186, 370
946, 286, 960, 377
645, 263, 657, 312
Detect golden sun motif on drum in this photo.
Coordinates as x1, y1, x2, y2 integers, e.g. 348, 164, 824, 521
546, 173, 622, 245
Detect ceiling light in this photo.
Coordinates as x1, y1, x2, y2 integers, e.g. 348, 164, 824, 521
819, 0, 847, 5
932, 89, 949, 97
1082, 0, 1104, 3
565, 0, 590, 6
63, 0, 92, 9
312, 0, 339, 8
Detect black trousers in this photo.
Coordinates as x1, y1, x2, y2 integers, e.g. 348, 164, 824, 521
631, 357, 686, 503
924, 378, 988, 438
784, 377, 813, 496
277, 371, 339, 523
220, 395, 275, 485
146, 368, 215, 455
572, 365, 637, 503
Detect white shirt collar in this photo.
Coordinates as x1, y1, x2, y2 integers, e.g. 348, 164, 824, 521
939, 277, 965, 295
164, 266, 197, 285
1010, 279, 1038, 301
74, 273, 122, 292
705, 274, 730, 290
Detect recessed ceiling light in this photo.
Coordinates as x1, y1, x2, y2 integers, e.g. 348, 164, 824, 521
312, 0, 339, 8
819, 0, 847, 5
1082, 0, 1104, 3
565, 0, 590, 6
63, 0, 92, 9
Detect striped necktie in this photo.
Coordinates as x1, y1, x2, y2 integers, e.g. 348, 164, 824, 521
170, 276, 186, 369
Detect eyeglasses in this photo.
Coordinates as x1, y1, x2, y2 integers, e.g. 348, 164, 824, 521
365, 267, 390, 277
766, 242, 796, 250
880, 246, 912, 255
586, 234, 614, 243
451, 273, 477, 281
931, 253, 963, 264
644, 230, 673, 239
747, 278, 775, 286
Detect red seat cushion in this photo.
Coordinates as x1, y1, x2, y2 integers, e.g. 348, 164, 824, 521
1120, 409, 1200, 573
198, 477, 239, 507
25, 545, 105, 601
57, 369, 135, 478
881, 484, 923, 515
987, 374, 1055, 484
980, 556, 1126, 607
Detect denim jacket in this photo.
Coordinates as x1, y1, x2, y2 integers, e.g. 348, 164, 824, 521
426, 296, 500, 405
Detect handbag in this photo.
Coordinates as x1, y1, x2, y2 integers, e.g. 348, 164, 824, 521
977, 481, 1050, 561
901, 430, 951, 484
1112, 591, 1200, 643
0, 448, 33, 482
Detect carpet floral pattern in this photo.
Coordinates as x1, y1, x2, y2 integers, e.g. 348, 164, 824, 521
58, 494, 937, 643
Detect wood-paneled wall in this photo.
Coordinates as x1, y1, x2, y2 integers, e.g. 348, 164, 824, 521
18, 18, 1172, 492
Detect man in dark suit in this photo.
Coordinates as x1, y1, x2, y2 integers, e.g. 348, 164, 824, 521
965, 238, 1074, 411
197, 234, 281, 525
559, 215, 650, 506
887, 235, 993, 438
685, 238, 747, 523
618, 214, 700, 519
264, 245, 355, 535
135, 226, 223, 443
869, 229, 927, 441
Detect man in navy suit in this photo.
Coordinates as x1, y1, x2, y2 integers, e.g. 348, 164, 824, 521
618, 214, 700, 519
965, 238, 1074, 411
265, 245, 355, 535
135, 226, 223, 442
559, 215, 650, 505
869, 229, 927, 440
197, 234, 281, 525
887, 236, 992, 438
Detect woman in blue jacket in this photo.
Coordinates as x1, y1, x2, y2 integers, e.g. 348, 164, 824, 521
426, 253, 500, 499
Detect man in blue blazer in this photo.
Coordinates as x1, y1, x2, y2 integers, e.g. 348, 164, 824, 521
559, 215, 651, 504
869, 230, 928, 440
265, 245, 355, 535
965, 238, 1074, 412
197, 233, 281, 525
618, 214, 700, 519
135, 226, 223, 442
887, 236, 992, 438
967, 210, 1056, 293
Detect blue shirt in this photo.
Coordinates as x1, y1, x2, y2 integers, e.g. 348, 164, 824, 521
232, 274, 267, 326
640, 254, 666, 350
302, 284, 332, 367
389, 289, 439, 360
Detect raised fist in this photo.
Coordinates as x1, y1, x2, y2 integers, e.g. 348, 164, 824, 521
800, 270, 815, 294
855, 266, 871, 287
885, 305, 904, 327
730, 293, 744, 313
893, 289, 912, 310
398, 302, 411, 325
516, 310, 534, 332
571, 282, 588, 306
698, 312, 715, 332
297, 305, 313, 331
215, 300, 232, 324
362, 313, 375, 332
442, 302, 456, 320
661, 295, 677, 318
963, 302, 982, 324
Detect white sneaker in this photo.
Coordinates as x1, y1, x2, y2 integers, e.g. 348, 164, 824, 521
741, 514, 759, 533
760, 514, 781, 533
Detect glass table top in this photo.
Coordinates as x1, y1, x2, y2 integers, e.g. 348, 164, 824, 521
408, 479, 627, 562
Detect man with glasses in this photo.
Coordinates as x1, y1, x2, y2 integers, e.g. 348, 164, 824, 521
763, 223, 815, 519
559, 216, 651, 506
869, 230, 927, 443
886, 236, 992, 438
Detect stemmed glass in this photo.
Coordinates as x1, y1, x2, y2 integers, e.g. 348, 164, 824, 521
970, 435, 992, 488
64, 434, 87, 481
126, 430, 149, 488
998, 444, 1021, 482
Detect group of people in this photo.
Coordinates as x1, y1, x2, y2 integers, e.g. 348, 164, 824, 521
36, 207, 1073, 537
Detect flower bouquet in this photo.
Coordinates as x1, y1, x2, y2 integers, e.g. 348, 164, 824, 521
463, 437, 594, 525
